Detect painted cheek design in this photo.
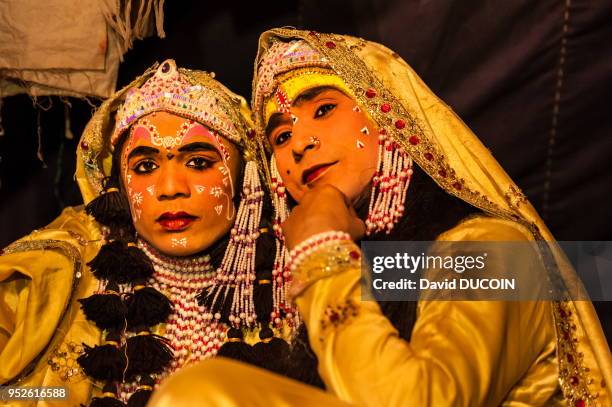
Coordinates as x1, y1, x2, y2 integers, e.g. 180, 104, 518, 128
214, 204, 223, 215
219, 166, 230, 187
130, 190, 144, 221
146, 185, 155, 196
209, 184, 233, 220
194, 185, 206, 194
209, 186, 223, 198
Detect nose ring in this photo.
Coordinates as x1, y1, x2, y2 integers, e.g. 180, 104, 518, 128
309, 136, 320, 146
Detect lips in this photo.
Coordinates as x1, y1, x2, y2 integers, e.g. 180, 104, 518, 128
156, 211, 198, 231
301, 161, 338, 185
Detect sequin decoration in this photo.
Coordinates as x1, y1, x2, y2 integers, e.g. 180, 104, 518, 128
47, 342, 85, 381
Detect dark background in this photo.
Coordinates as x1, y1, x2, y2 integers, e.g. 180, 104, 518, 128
1, 0, 611, 340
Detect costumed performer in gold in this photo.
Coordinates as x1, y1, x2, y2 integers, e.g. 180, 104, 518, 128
0, 59, 297, 406
149, 29, 611, 407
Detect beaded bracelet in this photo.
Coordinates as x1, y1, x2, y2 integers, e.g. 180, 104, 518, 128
288, 231, 361, 297
288, 231, 352, 271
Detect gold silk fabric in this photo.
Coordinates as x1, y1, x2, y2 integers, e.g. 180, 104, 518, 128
0, 207, 103, 405
247, 28, 611, 405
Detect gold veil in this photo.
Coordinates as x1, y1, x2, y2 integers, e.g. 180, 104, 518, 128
251, 28, 611, 404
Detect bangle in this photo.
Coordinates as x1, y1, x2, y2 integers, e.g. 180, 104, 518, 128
289, 231, 352, 272
288, 232, 361, 296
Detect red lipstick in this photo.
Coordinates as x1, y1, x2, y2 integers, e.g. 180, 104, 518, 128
156, 211, 198, 231
301, 161, 338, 185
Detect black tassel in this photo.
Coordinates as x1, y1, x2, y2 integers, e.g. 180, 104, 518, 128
218, 286, 234, 323
77, 332, 126, 382
196, 285, 214, 308
217, 327, 259, 365
126, 375, 155, 407
125, 244, 154, 281
87, 241, 133, 284
253, 326, 290, 374
197, 284, 233, 324
90, 383, 126, 407
125, 286, 172, 330
253, 271, 273, 324
125, 332, 173, 378
78, 282, 127, 330
88, 242, 153, 284
90, 398, 126, 407
254, 230, 276, 271
85, 180, 132, 229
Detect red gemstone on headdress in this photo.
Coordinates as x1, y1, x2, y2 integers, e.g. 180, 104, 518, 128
574, 400, 585, 407
567, 354, 574, 363
408, 135, 420, 145
247, 129, 256, 139
570, 376, 579, 385
453, 182, 462, 190
438, 169, 447, 178
395, 119, 406, 130
309, 31, 318, 36
349, 251, 360, 260
80, 141, 89, 151
161, 62, 170, 73
380, 103, 391, 113
365, 88, 377, 98
325, 41, 336, 49
424, 152, 434, 161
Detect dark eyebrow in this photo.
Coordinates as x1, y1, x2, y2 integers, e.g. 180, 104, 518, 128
127, 146, 159, 161
292, 85, 343, 107
177, 141, 220, 154
265, 113, 291, 138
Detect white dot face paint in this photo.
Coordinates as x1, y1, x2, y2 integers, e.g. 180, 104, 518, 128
356, 140, 365, 149
171, 237, 188, 248
120, 111, 240, 257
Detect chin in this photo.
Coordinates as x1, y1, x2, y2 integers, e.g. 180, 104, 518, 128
151, 237, 212, 258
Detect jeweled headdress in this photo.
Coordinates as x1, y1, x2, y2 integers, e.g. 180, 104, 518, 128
112, 60, 243, 146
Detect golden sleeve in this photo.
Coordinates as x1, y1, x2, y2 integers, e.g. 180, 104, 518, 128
0, 206, 99, 386
294, 217, 560, 406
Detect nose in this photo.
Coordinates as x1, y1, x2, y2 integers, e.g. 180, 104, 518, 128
156, 162, 191, 200
291, 126, 320, 164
